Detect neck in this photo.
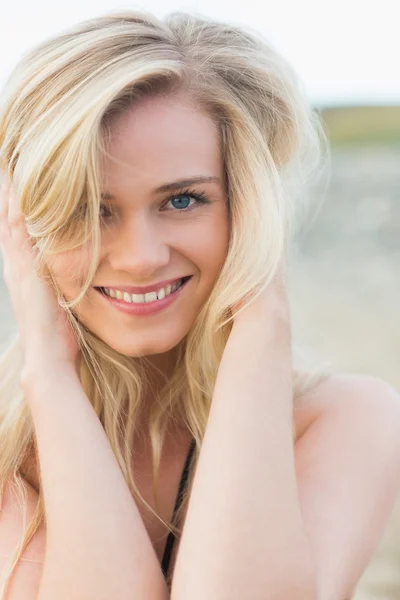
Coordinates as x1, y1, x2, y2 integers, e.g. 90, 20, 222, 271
135, 345, 184, 431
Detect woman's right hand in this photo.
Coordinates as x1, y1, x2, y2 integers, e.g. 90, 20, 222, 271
0, 175, 80, 380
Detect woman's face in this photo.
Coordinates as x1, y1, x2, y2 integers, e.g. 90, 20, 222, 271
49, 93, 230, 357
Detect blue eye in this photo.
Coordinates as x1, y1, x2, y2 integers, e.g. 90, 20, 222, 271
168, 195, 196, 211
79, 188, 211, 222
164, 189, 211, 213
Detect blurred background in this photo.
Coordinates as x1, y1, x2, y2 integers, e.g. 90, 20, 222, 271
291, 107, 400, 600
0, 1, 399, 597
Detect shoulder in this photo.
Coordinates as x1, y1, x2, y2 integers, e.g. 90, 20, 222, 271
293, 373, 400, 478
291, 373, 400, 597
294, 372, 400, 443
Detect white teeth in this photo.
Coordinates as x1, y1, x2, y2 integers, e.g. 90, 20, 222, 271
144, 291, 157, 303
132, 293, 145, 303
101, 278, 187, 305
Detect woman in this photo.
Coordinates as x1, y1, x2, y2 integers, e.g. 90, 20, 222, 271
0, 10, 399, 600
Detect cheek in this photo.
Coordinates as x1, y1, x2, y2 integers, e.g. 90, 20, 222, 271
204, 213, 230, 272
47, 250, 89, 295
178, 213, 229, 275
185, 217, 230, 291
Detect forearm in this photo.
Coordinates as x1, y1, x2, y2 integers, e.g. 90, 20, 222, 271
23, 367, 169, 600
171, 309, 316, 599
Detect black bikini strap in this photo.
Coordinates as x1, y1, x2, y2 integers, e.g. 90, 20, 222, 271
161, 438, 196, 578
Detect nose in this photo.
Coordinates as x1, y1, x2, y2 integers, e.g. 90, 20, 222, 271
106, 213, 170, 279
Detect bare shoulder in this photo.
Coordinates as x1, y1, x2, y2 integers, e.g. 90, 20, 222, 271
293, 372, 400, 443
292, 375, 400, 597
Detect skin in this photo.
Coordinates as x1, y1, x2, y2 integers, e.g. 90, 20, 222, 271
50, 93, 229, 362
2, 93, 400, 598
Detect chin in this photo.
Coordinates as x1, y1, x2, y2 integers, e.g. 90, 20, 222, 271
101, 332, 186, 358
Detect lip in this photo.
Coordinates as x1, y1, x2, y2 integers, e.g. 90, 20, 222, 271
95, 276, 191, 295
95, 276, 192, 316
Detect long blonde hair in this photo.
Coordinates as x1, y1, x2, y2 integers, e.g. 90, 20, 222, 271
0, 9, 325, 594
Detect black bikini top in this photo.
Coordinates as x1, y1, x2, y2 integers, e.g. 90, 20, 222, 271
161, 438, 196, 579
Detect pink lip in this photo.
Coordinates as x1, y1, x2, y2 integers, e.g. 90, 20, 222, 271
95, 276, 191, 295
95, 276, 192, 316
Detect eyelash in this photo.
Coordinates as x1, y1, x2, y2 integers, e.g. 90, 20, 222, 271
98, 188, 211, 220
164, 188, 211, 212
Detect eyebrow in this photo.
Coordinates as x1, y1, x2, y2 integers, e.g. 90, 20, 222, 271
101, 176, 222, 200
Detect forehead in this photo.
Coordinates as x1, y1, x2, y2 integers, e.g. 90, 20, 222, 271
102, 94, 222, 191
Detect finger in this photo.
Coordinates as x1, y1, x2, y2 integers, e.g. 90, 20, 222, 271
2, 180, 31, 289
8, 181, 28, 243
0, 172, 11, 191
7, 183, 37, 277
1, 179, 24, 273
0, 178, 12, 264
0, 179, 25, 337
0, 181, 17, 275
0, 177, 11, 239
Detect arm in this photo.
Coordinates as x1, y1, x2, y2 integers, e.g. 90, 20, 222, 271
23, 366, 169, 600
0, 178, 169, 600
171, 275, 316, 599
171, 267, 400, 600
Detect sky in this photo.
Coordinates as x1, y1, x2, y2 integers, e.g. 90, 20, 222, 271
1, 0, 399, 106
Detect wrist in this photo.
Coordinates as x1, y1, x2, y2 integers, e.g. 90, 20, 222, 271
21, 361, 79, 396
232, 296, 290, 332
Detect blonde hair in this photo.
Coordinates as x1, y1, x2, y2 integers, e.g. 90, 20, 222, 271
0, 9, 326, 594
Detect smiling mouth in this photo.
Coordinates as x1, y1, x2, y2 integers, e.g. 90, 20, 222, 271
94, 276, 192, 305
